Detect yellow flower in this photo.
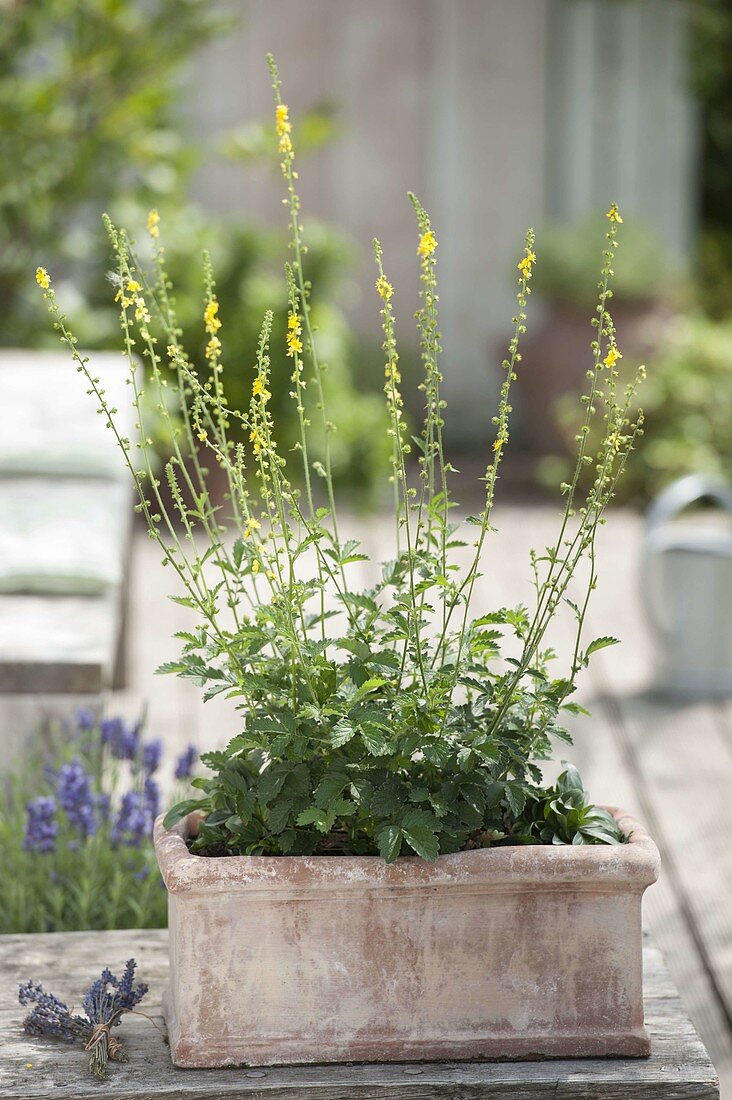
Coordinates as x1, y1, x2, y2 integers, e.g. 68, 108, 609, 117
287, 332, 303, 357
251, 558, 260, 574
206, 336, 222, 358
204, 299, 221, 335
252, 376, 271, 400
279, 132, 293, 157
126, 279, 142, 293
134, 296, 151, 324
197, 429, 208, 442
250, 428, 264, 456
603, 346, 622, 368
35, 267, 51, 289
147, 209, 160, 238
166, 345, 178, 358
244, 517, 261, 538
417, 230, 437, 258
286, 313, 303, 358
606, 204, 623, 224
493, 438, 503, 454
376, 275, 393, 301
518, 250, 536, 279
384, 361, 401, 384
276, 104, 291, 137
267, 569, 276, 580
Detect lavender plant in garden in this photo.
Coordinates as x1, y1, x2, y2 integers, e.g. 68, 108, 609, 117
19, 960, 148, 1078
1, 711, 197, 933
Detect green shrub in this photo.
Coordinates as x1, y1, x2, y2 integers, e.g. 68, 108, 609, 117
41, 59, 641, 863
544, 313, 732, 504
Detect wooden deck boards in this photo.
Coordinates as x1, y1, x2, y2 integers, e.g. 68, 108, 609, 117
0, 929, 719, 1099
108, 503, 732, 1096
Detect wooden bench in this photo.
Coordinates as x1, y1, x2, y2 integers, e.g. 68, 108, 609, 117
0, 351, 136, 758
0, 928, 719, 1098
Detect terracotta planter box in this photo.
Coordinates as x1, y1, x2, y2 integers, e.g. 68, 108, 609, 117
154, 809, 659, 1069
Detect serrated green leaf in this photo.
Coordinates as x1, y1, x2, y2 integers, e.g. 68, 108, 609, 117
402, 825, 439, 861
376, 825, 402, 862
585, 636, 620, 657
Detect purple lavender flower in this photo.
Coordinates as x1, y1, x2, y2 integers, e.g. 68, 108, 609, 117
23, 797, 58, 853
82, 958, 147, 1023
56, 757, 97, 838
18, 979, 86, 1044
144, 777, 160, 820
174, 744, 198, 780
101, 717, 140, 761
95, 792, 111, 821
142, 738, 163, 776
111, 775, 161, 846
75, 707, 96, 732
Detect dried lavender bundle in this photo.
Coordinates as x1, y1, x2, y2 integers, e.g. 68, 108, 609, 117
19, 959, 148, 1078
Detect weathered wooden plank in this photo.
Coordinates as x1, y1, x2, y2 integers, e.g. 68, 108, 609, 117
0, 350, 134, 480
0, 929, 719, 1099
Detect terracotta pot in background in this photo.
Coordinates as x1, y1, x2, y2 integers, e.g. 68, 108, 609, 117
154, 809, 659, 1068
516, 300, 674, 454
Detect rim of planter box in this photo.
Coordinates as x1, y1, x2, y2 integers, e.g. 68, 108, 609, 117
154, 809, 660, 898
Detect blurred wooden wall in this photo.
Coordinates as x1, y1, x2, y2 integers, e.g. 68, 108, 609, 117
189, 0, 696, 444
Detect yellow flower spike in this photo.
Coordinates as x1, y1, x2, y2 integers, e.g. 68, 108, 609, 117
35, 267, 51, 289
275, 104, 290, 137
606, 203, 623, 224
147, 209, 160, 238
249, 428, 264, 456
286, 314, 303, 358
603, 346, 622, 368
417, 230, 437, 258
518, 250, 536, 279
376, 275, 393, 301
203, 300, 221, 335
206, 336, 222, 358
252, 377, 271, 400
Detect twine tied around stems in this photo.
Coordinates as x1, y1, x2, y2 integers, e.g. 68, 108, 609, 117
84, 1022, 127, 1077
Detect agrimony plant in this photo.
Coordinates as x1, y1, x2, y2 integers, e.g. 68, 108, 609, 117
38, 57, 644, 862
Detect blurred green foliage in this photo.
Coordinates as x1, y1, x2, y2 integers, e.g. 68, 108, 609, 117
0, 0, 387, 495
691, 0, 732, 317
533, 214, 684, 310
542, 315, 732, 503
0, 0, 220, 342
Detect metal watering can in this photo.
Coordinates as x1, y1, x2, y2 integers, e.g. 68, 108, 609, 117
644, 474, 732, 697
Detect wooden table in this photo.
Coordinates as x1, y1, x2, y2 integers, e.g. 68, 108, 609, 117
0, 928, 719, 1099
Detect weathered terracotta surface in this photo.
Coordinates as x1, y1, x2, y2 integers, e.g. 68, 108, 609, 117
154, 809, 660, 1068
